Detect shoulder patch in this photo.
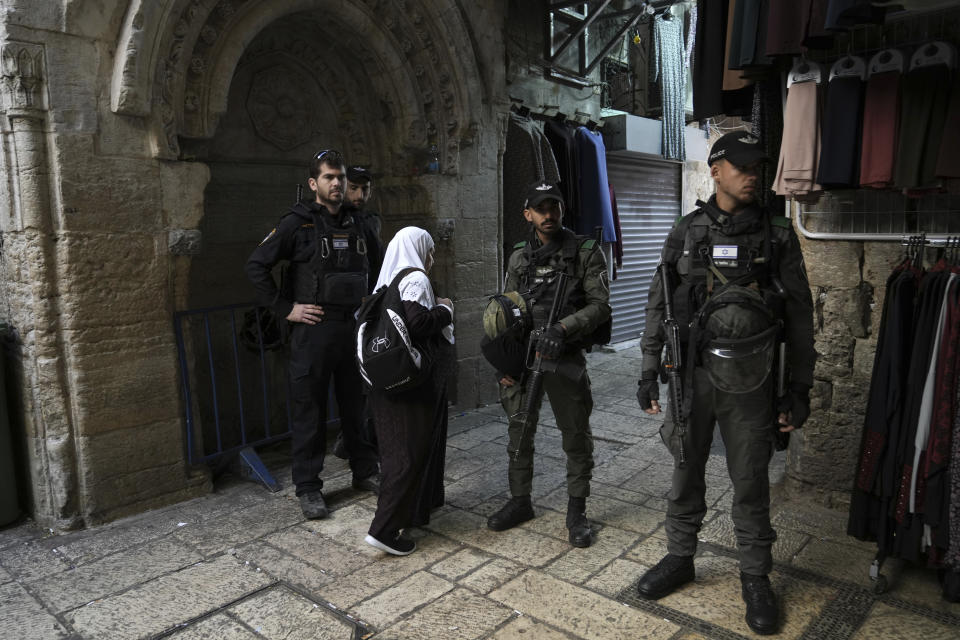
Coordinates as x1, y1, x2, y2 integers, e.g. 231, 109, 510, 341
513, 240, 527, 249
580, 238, 597, 250
770, 216, 791, 228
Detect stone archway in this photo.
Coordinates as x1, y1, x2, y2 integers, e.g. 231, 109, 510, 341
0, 0, 501, 529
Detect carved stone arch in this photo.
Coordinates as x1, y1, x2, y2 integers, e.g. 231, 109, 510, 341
117, 0, 484, 170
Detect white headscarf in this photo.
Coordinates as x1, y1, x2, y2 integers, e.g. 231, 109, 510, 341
375, 226, 454, 343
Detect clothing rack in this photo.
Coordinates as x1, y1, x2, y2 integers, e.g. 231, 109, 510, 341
508, 98, 604, 131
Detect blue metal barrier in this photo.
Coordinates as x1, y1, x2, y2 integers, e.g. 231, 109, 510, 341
173, 303, 339, 491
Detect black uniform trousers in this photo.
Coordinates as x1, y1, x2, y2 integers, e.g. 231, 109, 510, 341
661, 367, 777, 576
288, 318, 378, 495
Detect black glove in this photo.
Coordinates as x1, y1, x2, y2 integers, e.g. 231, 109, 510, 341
778, 383, 811, 429
538, 323, 566, 359
636, 371, 659, 410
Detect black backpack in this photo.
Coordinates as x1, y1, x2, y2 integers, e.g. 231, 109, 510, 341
355, 267, 431, 394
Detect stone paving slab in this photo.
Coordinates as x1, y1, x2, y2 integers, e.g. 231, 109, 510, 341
490, 569, 680, 639
427, 510, 568, 567
456, 557, 524, 595
227, 585, 355, 639
371, 587, 513, 639
27, 537, 203, 613
487, 616, 575, 639
316, 533, 462, 610
851, 602, 959, 640
0, 581, 71, 640
65, 554, 274, 639
351, 571, 454, 628
168, 614, 259, 639
0, 539, 73, 582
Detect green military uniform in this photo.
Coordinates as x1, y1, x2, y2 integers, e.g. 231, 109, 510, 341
501, 228, 611, 498
641, 196, 815, 576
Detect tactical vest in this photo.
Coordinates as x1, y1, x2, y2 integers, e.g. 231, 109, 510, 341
664, 201, 789, 339
516, 229, 610, 348
288, 212, 369, 310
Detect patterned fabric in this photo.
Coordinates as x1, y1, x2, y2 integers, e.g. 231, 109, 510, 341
651, 13, 686, 161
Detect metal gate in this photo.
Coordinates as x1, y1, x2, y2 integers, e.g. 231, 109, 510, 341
605, 151, 682, 344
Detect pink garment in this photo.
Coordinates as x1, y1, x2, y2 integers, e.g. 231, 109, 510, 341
774, 80, 822, 198
860, 71, 901, 188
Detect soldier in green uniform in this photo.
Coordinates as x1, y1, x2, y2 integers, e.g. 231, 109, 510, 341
634, 132, 816, 635
486, 182, 612, 548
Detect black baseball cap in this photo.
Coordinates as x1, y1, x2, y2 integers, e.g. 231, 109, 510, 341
523, 181, 565, 209
346, 166, 372, 182
708, 131, 769, 166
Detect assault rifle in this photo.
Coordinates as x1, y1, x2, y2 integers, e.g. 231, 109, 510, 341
659, 263, 687, 467
512, 271, 569, 461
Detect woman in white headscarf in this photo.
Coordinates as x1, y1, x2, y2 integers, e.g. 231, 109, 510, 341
364, 226, 454, 556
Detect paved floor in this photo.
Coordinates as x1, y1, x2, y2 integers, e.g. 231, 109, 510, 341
2, 346, 959, 639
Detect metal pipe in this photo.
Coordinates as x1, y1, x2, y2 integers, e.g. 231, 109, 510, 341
796, 211, 956, 243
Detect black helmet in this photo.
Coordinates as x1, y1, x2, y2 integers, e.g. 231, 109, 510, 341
698, 285, 778, 394
239, 307, 284, 352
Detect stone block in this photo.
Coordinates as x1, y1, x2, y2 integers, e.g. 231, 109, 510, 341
75, 423, 183, 482
54, 135, 163, 233
259, 525, 375, 578
792, 538, 878, 589
430, 548, 493, 581
814, 332, 856, 379
162, 162, 211, 230
0, 581, 70, 640
65, 555, 273, 639
0, 539, 72, 582
852, 337, 878, 379
351, 571, 454, 629
458, 557, 524, 594
168, 614, 259, 639
316, 533, 461, 609
172, 498, 304, 557
227, 585, 355, 639
168, 229, 203, 255
489, 616, 570, 639
426, 510, 568, 567
373, 588, 512, 640
802, 240, 863, 289
489, 570, 679, 639
862, 242, 902, 286
81, 462, 195, 519
26, 538, 202, 612
234, 540, 334, 596
583, 557, 646, 597
545, 525, 640, 584
851, 603, 959, 640
698, 512, 809, 563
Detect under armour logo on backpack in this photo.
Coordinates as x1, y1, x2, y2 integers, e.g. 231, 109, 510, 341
369, 336, 391, 353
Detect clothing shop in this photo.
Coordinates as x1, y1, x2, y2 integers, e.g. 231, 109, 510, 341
505, 0, 960, 600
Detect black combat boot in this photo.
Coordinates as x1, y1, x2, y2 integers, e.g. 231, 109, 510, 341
298, 491, 329, 520
487, 495, 535, 531
636, 553, 695, 600
566, 496, 593, 548
741, 572, 779, 635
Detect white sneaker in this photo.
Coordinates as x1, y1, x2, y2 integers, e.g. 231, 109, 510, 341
364, 533, 416, 556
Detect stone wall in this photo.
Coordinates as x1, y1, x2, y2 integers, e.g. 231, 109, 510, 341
784, 210, 903, 508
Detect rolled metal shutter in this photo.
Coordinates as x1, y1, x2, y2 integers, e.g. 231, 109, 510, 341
605, 151, 682, 344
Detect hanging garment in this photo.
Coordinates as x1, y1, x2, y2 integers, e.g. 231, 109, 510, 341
803, 0, 836, 49
774, 80, 823, 199
609, 183, 624, 272
860, 70, 901, 188
848, 266, 921, 550
504, 113, 561, 257
894, 65, 952, 191
947, 319, 960, 570
728, 0, 772, 69
826, 0, 901, 30
935, 77, 960, 179
816, 75, 865, 189
652, 12, 687, 161
544, 119, 580, 225
723, 0, 754, 91
693, 0, 728, 119
751, 79, 785, 212
921, 275, 960, 555
575, 127, 617, 242
765, 0, 834, 55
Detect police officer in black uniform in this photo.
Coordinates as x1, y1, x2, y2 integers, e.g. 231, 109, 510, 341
246, 150, 380, 519
634, 132, 816, 635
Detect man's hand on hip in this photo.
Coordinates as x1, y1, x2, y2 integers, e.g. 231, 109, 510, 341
286, 303, 324, 325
